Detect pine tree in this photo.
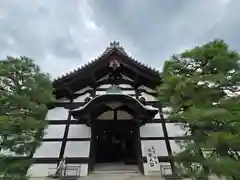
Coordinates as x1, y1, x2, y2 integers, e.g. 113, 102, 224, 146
0, 57, 54, 180
157, 39, 240, 179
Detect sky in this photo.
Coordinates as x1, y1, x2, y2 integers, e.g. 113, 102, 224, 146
0, 0, 239, 79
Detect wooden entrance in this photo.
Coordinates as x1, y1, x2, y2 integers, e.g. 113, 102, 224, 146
89, 121, 141, 172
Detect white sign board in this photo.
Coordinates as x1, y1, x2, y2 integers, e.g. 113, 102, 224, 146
145, 145, 160, 172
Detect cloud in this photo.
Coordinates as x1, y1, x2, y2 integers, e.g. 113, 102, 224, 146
89, 0, 239, 68
0, 0, 239, 78
0, 0, 109, 78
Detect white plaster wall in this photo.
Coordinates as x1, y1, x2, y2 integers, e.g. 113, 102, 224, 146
141, 140, 168, 156
140, 92, 157, 101
117, 110, 133, 120
96, 90, 107, 95
64, 141, 90, 157
169, 140, 184, 154
27, 164, 57, 177
142, 139, 168, 176
98, 84, 111, 89
119, 84, 133, 88
73, 93, 91, 102
68, 125, 91, 138
98, 110, 114, 120
138, 85, 156, 93
166, 123, 187, 137
33, 142, 62, 158
122, 90, 135, 95
140, 123, 164, 137
45, 107, 69, 120
43, 125, 65, 139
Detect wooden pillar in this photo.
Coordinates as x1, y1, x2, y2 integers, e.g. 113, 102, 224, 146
158, 104, 176, 175
58, 98, 73, 165
88, 114, 95, 174
135, 119, 144, 174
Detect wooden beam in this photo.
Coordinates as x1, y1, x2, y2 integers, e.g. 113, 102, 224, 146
158, 105, 176, 175
58, 102, 72, 165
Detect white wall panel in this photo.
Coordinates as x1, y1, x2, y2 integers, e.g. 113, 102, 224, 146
64, 141, 90, 157
140, 123, 164, 137
169, 140, 183, 155
33, 142, 62, 158
68, 125, 91, 138
140, 92, 157, 101
98, 84, 111, 89
73, 93, 91, 102
138, 85, 156, 93
119, 84, 132, 88
96, 90, 107, 95
98, 111, 114, 120
43, 125, 65, 139
27, 164, 57, 177
166, 123, 187, 137
117, 110, 133, 120
122, 90, 135, 95
141, 140, 168, 156
46, 107, 69, 120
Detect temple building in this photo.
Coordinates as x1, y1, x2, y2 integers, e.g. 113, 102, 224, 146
27, 42, 186, 179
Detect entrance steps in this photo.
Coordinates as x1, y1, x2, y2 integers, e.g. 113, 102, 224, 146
92, 163, 139, 173
82, 163, 164, 180
81, 173, 164, 180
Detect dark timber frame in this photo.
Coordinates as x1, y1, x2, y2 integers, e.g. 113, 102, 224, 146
27, 42, 186, 176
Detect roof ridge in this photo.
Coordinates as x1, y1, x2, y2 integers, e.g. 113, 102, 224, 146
53, 41, 160, 82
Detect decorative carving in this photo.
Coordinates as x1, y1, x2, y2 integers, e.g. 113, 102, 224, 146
109, 59, 121, 81
110, 41, 120, 48
139, 96, 146, 105
109, 59, 120, 70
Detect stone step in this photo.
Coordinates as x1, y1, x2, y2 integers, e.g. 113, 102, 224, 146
92, 170, 140, 175
80, 174, 164, 180
93, 163, 139, 171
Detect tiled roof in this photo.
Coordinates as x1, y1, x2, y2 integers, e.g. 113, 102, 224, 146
53, 41, 160, 83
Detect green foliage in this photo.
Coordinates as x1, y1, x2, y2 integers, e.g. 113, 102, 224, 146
157, 39, 240, 179
0, 56, 54, 179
